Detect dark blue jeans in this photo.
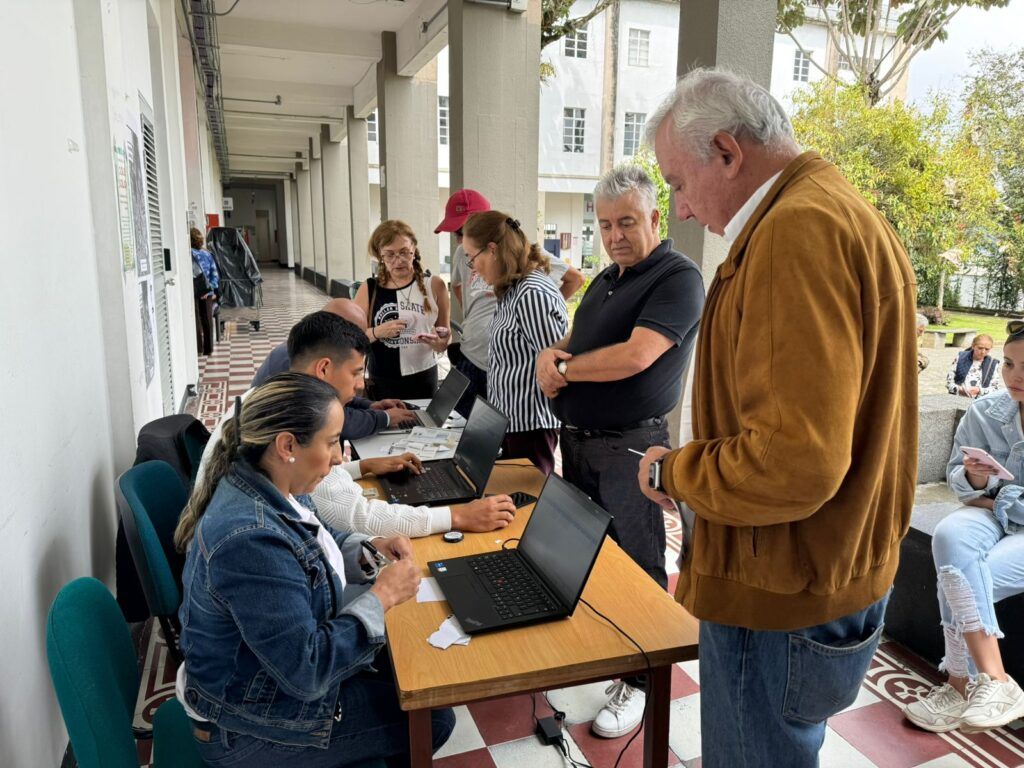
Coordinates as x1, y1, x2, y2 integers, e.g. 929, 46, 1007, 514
559, 422, 671, 589
699, 591, 889, 768
193, 658, 455, 767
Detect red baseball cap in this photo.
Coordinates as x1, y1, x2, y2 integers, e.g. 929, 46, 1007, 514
435, 189, 491, 233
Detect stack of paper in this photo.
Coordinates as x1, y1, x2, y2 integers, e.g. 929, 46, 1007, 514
389, 427, 461, 460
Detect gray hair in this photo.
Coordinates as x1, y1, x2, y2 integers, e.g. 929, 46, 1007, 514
593, 164, 658, 212
645, 68, 796, 161
916, 313, 928, 329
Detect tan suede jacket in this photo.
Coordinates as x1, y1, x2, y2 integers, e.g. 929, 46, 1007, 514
663, 152, 918, 631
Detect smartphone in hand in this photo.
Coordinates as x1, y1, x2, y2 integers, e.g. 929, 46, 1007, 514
961, 446, 1014, 480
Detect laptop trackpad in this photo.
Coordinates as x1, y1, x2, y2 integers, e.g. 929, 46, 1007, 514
436, 573, 497, 632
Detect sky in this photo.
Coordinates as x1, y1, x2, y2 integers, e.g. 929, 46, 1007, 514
906, 0, 1024, 106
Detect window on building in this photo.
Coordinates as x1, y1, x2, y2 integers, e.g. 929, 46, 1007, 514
622, 112, 646, 157
793, 49, 811, 82
837, 53, 878, 73
438, 96, 449, 146
564, 26, 588, 58
563, 107, 585, 153
627, 28, 650, 67
367, 110, 378, 143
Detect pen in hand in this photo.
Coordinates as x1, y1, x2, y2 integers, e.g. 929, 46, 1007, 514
628, 448, 646, 457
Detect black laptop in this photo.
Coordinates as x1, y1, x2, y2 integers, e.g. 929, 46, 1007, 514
428, 474, 613, 634
379, 396, 508, 505
380, 368, 470, 433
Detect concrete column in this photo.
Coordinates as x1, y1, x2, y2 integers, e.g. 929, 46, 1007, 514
321, 123, 354, 282
346, 106, 373, 281
309, 135, 327, 283
290, 177, 301, 269
282, 178, 295, 268
448, 0, 541, 241
666, 0, 777, 446
377, 31, 439, 273
295, 160, 315, 277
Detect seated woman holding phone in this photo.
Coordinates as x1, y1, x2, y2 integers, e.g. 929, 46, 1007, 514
355, 220, 450, 400
904, 321, 1024, 734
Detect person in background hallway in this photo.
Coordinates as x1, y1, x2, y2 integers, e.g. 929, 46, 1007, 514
438, 189, 585, 418
904, 321, 1024, 734
355, 221, 450, 400
637, 68, 917, 767
535, 164, 704, 738
947, 333, 1001, 398
917, 313, 930, 374
251, 299, 417, 437
174, 373, 455, 766
190, 227, 218, 356
202, 311, 517, 538
461, 211, 568, 475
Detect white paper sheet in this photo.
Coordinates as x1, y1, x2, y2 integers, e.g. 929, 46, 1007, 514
427, 615, 471, 650
416, 576, 446, 603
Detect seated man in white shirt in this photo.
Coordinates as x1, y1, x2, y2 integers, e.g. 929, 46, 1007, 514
198, 310, 517, 535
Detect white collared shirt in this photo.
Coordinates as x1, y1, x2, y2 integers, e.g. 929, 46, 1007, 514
722, 171, 782, 245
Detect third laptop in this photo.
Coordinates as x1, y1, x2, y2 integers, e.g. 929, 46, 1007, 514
379, 395, 508, 506
381, 368, 470, 433
428, 473, 613, 634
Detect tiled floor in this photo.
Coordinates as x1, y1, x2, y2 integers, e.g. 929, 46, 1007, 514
159, 268, 1024, 767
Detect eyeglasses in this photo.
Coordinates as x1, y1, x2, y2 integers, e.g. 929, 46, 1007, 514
1007, 320, 1024, 338
466, 246, 488, 269
380, 248, 415, 263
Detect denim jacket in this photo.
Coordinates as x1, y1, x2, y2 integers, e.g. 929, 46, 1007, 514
947, 390, 1024, 535
178, 459, 386, 748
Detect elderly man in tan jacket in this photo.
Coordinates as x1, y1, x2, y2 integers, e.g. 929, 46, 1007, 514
638, 68, 917, 767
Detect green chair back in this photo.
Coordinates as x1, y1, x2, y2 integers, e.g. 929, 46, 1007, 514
47, 577, 203, 768
117, 460, 188, 658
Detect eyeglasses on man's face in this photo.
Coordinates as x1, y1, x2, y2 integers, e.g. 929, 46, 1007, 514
381, 248, 415, 263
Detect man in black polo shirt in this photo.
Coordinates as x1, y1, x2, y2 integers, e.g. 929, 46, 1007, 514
537, 165, 704, 738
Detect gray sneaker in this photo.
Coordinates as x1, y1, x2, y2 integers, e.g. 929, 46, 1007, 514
961, 674, 1024, 732
903, 683, 970, 733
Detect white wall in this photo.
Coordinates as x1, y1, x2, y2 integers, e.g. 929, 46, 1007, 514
770, 25, 830, 107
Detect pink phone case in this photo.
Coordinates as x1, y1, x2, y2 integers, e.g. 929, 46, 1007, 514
961, 447, 1014, 480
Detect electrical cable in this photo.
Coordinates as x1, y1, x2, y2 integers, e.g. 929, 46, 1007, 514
500, 537, 520, 551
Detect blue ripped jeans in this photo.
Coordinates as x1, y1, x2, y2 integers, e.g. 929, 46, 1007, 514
932, 507, 1024, 678
699, 592, 888, 768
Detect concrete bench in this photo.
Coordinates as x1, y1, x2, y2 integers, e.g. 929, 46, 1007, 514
923, 327, 977, 349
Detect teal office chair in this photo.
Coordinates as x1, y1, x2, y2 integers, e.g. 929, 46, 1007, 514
116, 460, 188, 662
46, 577, 203, 768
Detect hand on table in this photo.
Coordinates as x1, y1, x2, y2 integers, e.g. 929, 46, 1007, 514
451, 495, 516, 532
384, 407, 418, 427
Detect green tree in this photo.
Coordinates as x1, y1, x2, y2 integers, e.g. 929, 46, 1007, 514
790, 80, 1000, 305
777, 0, 1009, 104
960, 48, 1024, 311
633, 147, 670, 240
542, 0, 617, 49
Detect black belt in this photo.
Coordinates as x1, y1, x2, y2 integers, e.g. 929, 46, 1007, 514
563, 416, 665, 438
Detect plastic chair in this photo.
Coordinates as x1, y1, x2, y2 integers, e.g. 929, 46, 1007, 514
46, 577, 203, 768
116, 460, 188, 662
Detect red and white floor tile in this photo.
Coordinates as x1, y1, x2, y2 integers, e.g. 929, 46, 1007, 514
158, 267, 1024, 767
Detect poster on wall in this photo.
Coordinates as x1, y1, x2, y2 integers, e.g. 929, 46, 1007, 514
114, 140, 135, 273
139, 277, 158, 386
128, 128, 151, 278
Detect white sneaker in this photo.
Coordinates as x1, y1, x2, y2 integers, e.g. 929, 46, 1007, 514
961, 674, 1024, 732
903, 683, 970, 733
591, 681, 646, 738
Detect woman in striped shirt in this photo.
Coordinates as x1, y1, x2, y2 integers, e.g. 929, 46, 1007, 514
462, 212, 569, 474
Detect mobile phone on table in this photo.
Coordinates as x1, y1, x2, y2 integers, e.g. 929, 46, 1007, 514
961, 447, 1014, 480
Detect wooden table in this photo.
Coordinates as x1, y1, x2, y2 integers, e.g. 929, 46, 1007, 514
361, 460, 700, 767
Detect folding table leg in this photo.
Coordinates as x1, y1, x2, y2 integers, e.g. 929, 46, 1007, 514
644, 664, 672, 768
409, 708, 434, 768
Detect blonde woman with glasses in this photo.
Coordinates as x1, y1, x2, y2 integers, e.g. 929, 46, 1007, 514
355, 220, 451, 400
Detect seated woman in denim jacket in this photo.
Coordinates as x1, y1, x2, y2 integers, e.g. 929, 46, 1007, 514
904, 322, 1024, 734
173, 372, 454, 766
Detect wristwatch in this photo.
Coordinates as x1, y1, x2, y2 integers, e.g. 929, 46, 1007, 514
648, 459, 665, 492
556, 360, 569, 377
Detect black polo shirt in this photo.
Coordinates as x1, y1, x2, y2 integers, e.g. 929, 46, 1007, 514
550, 240, 704, 430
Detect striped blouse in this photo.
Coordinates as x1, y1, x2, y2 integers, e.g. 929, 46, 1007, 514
488, 269, 569, 432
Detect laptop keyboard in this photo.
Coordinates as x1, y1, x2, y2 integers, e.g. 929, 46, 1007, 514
389, 464, 460, 501
470, 552, 558, 620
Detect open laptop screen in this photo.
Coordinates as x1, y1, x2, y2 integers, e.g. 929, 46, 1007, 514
425, 368, 469, 426
518, 475, 612, 610
453, 398, 509, 493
